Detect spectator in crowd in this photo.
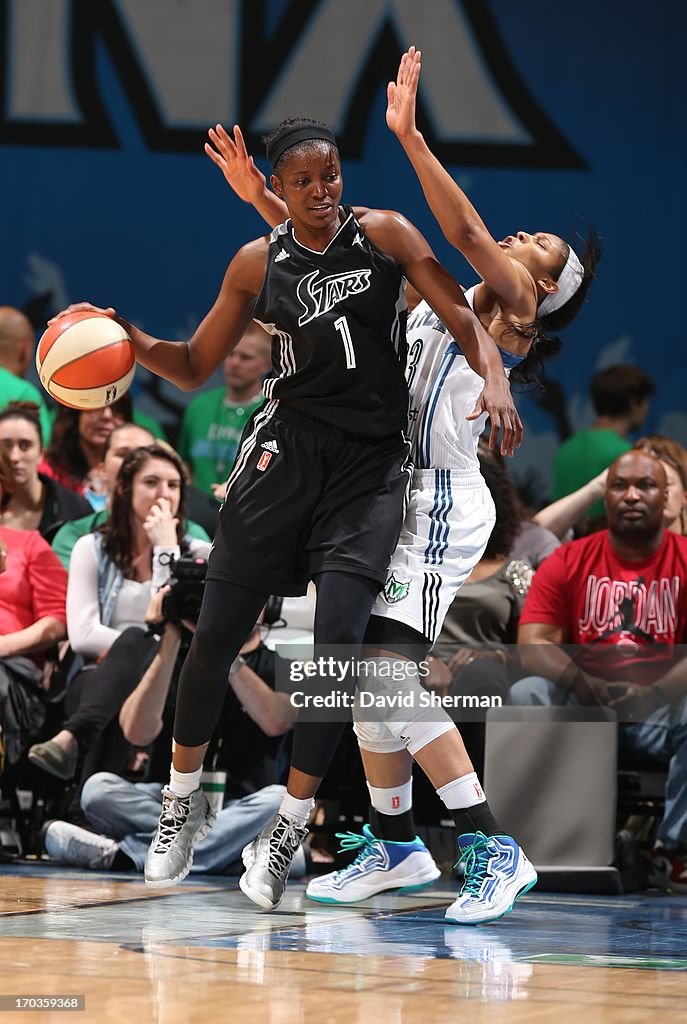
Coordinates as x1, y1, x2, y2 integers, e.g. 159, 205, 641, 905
509, 511, 560, 570
0, 403, 91, 538
535, 434, 687, 541
41, 596, 307, 879
50, 423, 211, 570
553, 365, 655, 519
40, 398, 134, 510
129, 403, 168, 443
534, 468, 608, 540
0, 447, 68, 767
176, 323, 271, 499
28, 444, 211, 782
634, 435, 687, 536
0, 306, 52, 441
512, 450, 687, 892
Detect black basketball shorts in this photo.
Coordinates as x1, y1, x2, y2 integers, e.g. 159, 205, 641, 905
206, 400, 413, 596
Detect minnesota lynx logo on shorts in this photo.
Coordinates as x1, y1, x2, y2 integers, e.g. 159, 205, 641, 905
297, 268, 372, 325
383, 573, 410, 604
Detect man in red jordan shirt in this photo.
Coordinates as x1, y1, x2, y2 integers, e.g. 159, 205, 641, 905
512, 450, 687, 891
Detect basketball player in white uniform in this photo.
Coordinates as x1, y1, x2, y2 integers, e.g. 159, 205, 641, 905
206, 53, 598, 922
370, 286, 512, 643
306, 49, 598, 923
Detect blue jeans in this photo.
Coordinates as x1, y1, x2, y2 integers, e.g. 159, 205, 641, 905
508, 676, 687, 850
81, 772, 291, 873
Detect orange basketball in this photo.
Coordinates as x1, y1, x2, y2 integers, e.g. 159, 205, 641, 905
36, 311, 135, 410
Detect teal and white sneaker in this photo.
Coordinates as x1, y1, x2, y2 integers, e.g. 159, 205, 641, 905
445, 832, 537, 925
306, 824, 440, 905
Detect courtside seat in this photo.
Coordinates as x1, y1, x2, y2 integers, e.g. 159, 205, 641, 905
483, 705, 624, 893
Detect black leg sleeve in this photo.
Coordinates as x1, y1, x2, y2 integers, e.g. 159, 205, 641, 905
290, 571, 379, 779
173, 579, 268, 747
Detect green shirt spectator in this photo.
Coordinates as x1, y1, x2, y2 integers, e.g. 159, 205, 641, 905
176, 324, 271, 496
0, 367, 52, 442
177, 390, 264, 495
553, 429, 631, 516
132, 406, 168, 441
0, 306, 52, 441
552, 364, 655, 519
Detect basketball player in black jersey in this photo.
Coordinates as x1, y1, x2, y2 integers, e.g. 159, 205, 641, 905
52, 118, 521, 911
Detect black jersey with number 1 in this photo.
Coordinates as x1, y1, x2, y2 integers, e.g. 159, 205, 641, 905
253, 205, 409, 439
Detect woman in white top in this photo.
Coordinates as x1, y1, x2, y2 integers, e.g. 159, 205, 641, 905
29, 444, 210, 780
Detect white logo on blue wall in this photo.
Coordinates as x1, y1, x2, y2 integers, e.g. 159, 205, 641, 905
1, 0, 583, 167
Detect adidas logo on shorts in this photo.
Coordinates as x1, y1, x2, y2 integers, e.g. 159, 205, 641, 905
261, 440, 279, 454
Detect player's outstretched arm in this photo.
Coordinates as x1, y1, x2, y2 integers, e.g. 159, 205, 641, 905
387, 47, 532, 314
205, 123, 287, 230
48, 242, 267, 391
362, 209, 522, 456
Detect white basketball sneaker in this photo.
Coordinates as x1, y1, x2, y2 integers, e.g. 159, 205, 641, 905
239, 814, 308, 910
144, 787, 216, 888
306, 824, 440, 904
445, 832, 537, 925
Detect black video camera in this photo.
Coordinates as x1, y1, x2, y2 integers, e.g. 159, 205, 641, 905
161, 555, 207, 625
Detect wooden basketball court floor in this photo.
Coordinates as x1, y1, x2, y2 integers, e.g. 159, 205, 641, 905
1, 864, 686, 1023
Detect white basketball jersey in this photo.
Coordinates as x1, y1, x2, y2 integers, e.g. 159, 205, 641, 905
405, 288, 523, 471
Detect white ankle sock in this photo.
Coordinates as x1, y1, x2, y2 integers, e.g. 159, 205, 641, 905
436, 772, 485, 810
169, 765, 202, 798
367, 779, 413, 815
279, 792, 315, 828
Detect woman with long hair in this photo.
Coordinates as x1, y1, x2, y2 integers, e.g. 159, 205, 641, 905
40, 396, 133, 509
28, 444, 210, 781
0, 403, 91, 538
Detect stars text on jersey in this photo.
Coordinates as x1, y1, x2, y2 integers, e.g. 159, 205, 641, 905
297, 269, 372, 326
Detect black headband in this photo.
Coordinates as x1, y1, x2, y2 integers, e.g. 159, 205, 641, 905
266, 124, 338, 170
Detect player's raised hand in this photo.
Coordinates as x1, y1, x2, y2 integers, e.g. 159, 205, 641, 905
386, 46, 422, 140
467, 376, 523, 457
205, 124, 266, 204
47, 302, 117, 325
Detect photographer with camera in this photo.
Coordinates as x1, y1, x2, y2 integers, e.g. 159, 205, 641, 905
41, 589, 306, 878
28, 445, 210, 785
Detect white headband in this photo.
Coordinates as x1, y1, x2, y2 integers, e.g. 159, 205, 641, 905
538, 245, 584, 317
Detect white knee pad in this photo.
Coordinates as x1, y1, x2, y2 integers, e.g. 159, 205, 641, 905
397, 715, 456, 757
353, 717, 407, 754
353, 657, 456, 756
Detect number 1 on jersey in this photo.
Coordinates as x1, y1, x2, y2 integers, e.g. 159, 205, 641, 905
334, 316, 356, 369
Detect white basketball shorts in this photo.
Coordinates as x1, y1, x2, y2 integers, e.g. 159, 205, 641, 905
371, 467, 495, 643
